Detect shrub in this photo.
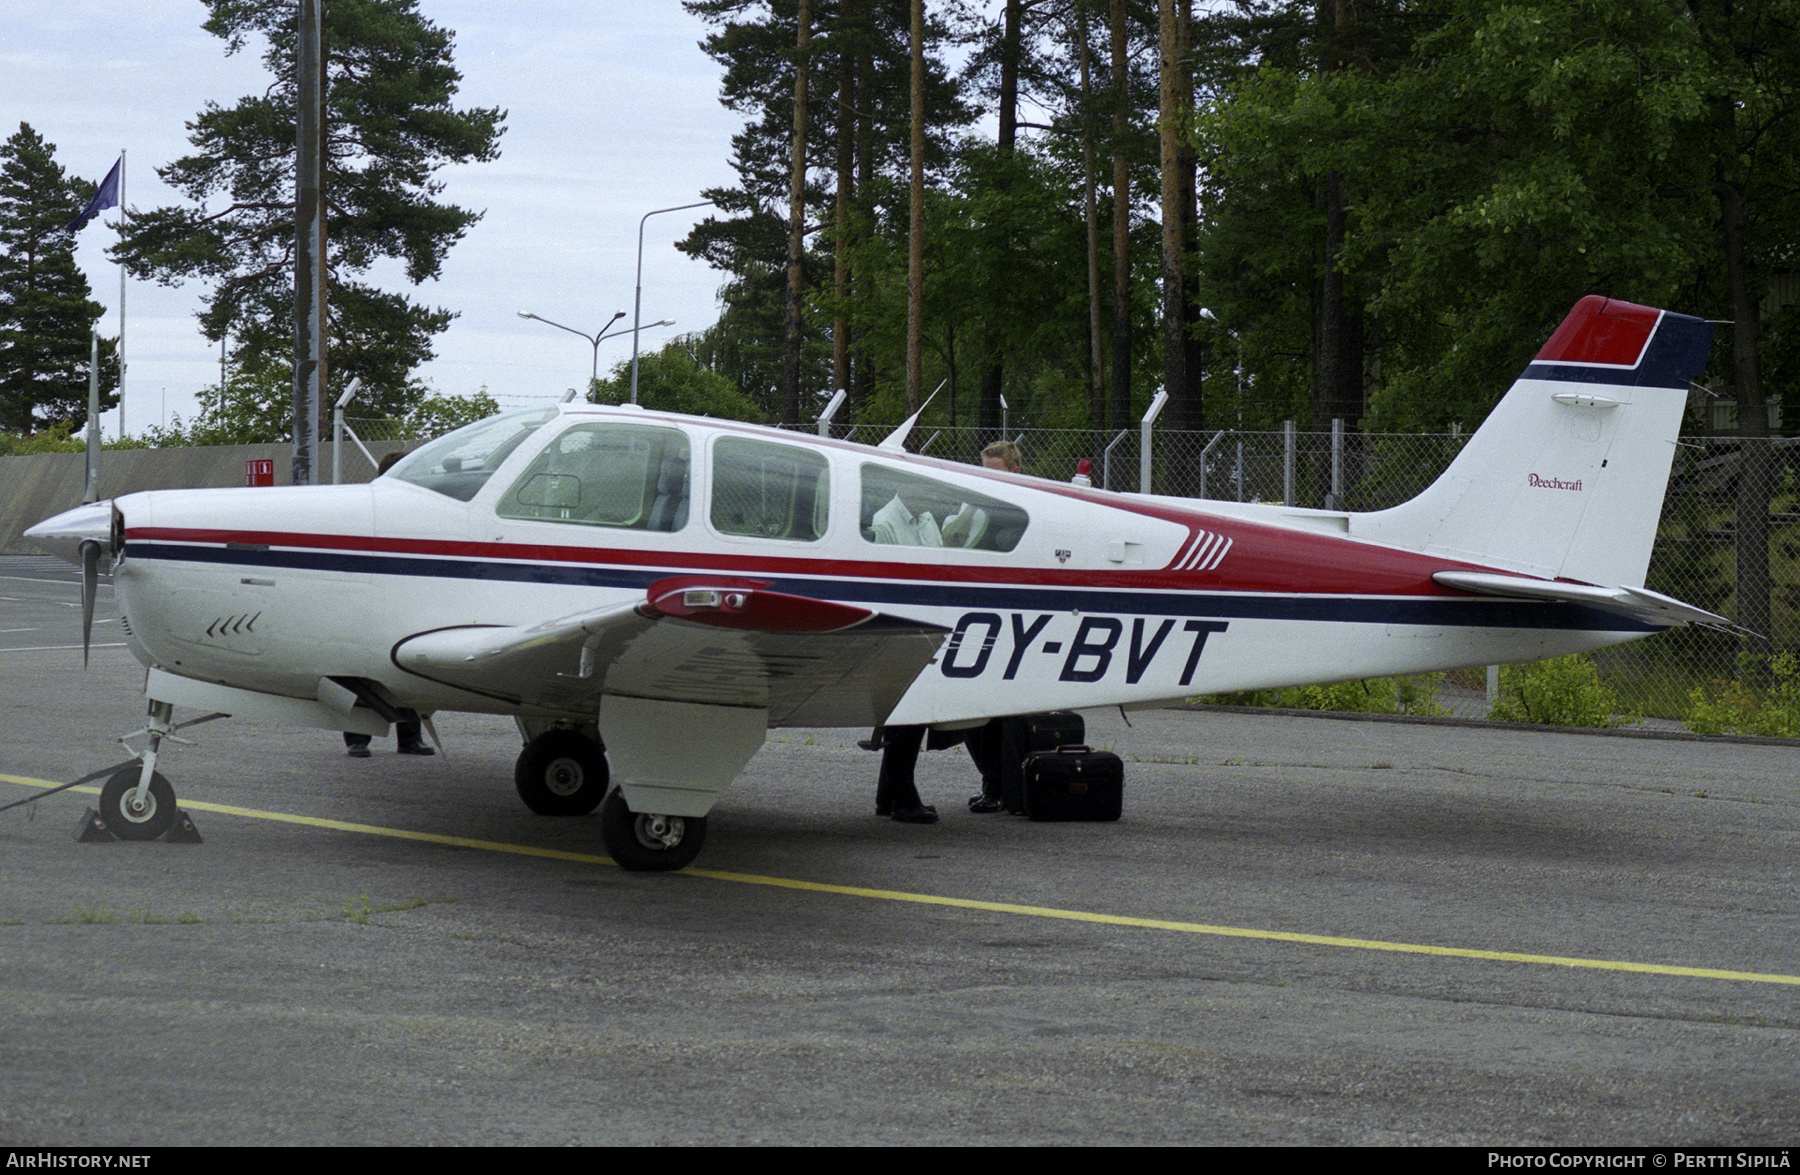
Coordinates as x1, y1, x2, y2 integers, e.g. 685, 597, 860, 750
1489, 655, 1635, 727
1207, 673, 1450, 716
1686, 652, 1800, 737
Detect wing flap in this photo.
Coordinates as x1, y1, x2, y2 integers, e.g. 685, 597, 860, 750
394, 578, 948, 725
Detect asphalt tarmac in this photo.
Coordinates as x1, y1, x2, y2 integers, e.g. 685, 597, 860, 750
1, 556, 1796, 1146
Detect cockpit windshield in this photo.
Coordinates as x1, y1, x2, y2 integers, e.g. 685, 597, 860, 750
385, 408, 557, 501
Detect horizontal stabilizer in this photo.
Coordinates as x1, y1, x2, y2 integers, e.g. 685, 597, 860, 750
1432, 571, 1729, 630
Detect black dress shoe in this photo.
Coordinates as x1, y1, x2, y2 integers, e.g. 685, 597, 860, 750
967, 794, 1003, 813
891, 804, 938, 825
397, 742, 435, 756
346, 746, 371, 759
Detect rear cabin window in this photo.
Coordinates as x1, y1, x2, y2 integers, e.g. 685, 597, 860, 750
710, 436, 828, 541
860, 464, 1029, 552
497, 422, 691, 531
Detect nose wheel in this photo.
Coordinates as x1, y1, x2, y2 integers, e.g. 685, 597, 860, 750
96, 699, 189, 841
599, 788, 706, 872
98, 767, 176, 841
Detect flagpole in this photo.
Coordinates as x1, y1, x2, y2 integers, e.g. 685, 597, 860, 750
116, 150, 125, 440
65, 154, 125, 437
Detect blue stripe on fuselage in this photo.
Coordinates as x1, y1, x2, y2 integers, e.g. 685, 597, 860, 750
129, 539, 1657, 634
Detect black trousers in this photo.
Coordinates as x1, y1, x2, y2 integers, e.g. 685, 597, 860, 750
874, 724, 927, 812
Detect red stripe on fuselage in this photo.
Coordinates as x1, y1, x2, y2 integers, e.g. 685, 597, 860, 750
127, 515, 1508, 599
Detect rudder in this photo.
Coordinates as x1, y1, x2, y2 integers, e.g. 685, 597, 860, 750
1351, 297, 1712, 588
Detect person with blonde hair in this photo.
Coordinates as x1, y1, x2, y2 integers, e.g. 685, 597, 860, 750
980, 439, 1021, 473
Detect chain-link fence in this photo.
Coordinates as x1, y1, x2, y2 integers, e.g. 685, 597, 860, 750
341, 416, 429, 444
333, 415, 438, 481
821, 420, 1791, 724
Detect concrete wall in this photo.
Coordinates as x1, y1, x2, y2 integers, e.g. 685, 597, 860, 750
2, 442, 411, 553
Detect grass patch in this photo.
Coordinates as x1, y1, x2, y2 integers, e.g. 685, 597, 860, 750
1204, 673, 1451, 717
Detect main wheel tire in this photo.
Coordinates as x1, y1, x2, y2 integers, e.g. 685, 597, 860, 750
99, 767, 176, 841
599, 788, 706, 872
514, 731, 609, 816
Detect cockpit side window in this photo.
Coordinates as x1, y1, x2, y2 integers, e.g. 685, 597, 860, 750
497, 422, 691, 530
710, 436, 829, 541
387, 408, 556, 501
860, 463, 1029, 552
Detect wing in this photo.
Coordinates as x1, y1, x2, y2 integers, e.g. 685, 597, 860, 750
392, 575, 948, 727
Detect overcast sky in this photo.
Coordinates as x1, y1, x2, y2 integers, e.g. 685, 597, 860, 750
2, 1, 755, 433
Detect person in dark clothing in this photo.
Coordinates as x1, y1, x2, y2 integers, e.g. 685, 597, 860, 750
963, 717, 1023, 813
345, 711, 433, 757
871, 724, 937, 823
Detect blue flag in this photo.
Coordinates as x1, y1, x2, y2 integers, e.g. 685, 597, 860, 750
66, 157, 121, 233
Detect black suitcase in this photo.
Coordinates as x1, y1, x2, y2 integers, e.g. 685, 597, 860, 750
998, 710, 1086, 814
1022, 744, 1124, 822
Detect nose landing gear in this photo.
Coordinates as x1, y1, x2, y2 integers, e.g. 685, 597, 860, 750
98, 766, 176, 841
94, 699, 205, 842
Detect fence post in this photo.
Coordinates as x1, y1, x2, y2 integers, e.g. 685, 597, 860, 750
1139, 390, 1169, 494
1199, 429, 1230, 501
1103, 429, 1129, 492
330, 378, 361, 485
1283, 420, 1296, 506
817, 388, 845, 438
1329, 417, 1344, 511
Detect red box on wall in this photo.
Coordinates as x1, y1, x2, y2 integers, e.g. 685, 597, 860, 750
245, 458, 274, 486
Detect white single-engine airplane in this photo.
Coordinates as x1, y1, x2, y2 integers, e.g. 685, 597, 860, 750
28, 296, 1723, 870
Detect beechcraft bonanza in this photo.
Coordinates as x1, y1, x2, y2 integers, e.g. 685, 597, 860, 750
27, 296, 1725, 869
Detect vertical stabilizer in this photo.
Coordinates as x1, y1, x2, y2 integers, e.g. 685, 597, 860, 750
1351, 297, 1712, 588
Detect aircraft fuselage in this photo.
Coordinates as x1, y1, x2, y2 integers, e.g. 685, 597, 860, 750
108, 406, 1652, 731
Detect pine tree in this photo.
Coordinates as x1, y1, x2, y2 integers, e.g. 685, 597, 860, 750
0, 123, 118, 433
680, 0, 972, 423
114, 0, 503, 429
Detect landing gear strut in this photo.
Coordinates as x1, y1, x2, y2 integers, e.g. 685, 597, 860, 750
599, 788, 706, 872
102, 699, 182, 840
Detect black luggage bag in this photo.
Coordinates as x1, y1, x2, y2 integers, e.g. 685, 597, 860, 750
997, 710, 1086, 814
1021, 744, 1124, 822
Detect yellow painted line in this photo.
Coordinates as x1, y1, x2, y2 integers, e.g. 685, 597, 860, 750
683, 868, 1800, 986
0, 773, 613, 867
6, 771, 1798, 987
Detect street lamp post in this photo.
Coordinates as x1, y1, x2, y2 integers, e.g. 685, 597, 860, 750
632, 200, 713, 404
519, 311, 675, 402
517, 309, 626, 395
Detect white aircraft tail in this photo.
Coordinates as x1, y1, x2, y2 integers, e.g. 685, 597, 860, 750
1350, 296, 1713, 589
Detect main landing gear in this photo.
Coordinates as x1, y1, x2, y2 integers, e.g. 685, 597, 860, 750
599, 788, 706, 872
513, 730, 609, 816
513, 727, 705, 870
